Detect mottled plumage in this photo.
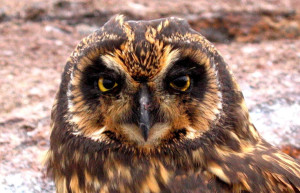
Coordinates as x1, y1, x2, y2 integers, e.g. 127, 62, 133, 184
45, 15, 300, 193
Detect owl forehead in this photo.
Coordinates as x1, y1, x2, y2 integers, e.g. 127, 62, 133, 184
75, 16, 215, 81
101, 17, 191, 80
111, 33, 170, 80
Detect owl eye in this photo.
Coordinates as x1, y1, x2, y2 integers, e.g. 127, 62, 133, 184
98, 77, 118, 92
170, 75, 191, 91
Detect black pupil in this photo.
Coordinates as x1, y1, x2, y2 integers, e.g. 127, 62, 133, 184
172, 76, 188, 88
103, 78, 115, 89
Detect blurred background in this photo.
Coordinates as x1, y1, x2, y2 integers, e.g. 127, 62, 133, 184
0, 0, 299, 192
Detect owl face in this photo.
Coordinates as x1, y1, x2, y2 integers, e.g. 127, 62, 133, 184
61, 16, 228, 149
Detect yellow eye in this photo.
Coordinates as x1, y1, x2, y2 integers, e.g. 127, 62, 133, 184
170, 75, 191, 91
98, 77, 118, 92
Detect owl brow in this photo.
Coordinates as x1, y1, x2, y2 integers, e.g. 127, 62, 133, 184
100, 55, 125, 75
186, 67, 196, 71
168, 66, 197, 78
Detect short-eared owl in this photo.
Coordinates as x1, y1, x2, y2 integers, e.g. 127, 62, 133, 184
45, 15, 300, 193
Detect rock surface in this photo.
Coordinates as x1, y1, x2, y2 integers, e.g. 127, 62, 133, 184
0, 0, 299, 192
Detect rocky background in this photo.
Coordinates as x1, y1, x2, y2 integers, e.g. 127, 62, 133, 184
0, 0, 299, 192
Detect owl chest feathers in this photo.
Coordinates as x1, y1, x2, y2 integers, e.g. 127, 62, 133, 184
48, 135, 300, 193
51, 146, 238, 193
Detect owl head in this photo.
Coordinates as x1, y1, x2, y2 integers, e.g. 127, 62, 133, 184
51, 15, 259, 153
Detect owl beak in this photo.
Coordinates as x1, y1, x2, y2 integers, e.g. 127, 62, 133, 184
138, 84, 152, 141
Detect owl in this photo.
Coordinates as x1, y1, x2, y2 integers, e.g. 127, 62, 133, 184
45, 15, 300, 193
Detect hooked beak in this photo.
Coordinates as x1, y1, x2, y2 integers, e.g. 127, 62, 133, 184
138, 84, 152, 141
